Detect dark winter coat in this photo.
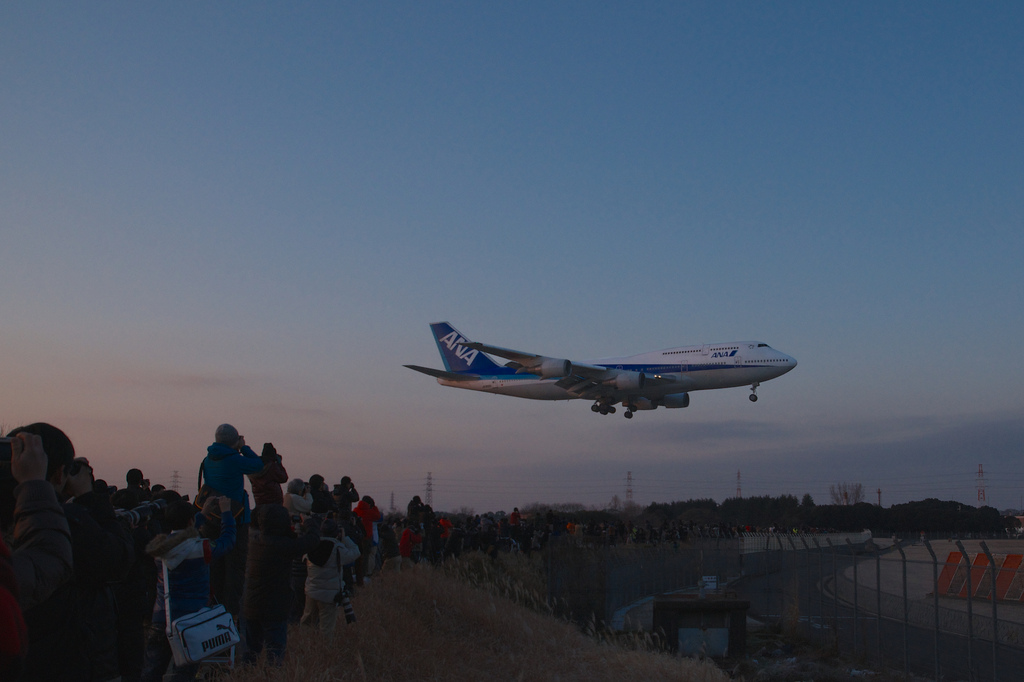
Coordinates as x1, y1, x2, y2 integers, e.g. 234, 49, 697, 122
249, 458, 288, 507
23, 491, 134, 682
242, 504, 319, 622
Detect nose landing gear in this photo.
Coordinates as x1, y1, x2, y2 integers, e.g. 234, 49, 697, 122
749, 382, 760, 402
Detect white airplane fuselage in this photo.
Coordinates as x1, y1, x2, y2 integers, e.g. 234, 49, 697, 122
406, 323, 797, 417
437, 342, 797, 400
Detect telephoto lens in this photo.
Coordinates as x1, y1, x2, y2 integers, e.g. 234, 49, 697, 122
342, 594, 356, 624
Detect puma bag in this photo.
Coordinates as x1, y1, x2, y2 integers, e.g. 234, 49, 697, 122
168, 604, 239, 665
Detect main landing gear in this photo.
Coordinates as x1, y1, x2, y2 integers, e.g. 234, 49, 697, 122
592, 401, 636, 418
749, 382, 760, 402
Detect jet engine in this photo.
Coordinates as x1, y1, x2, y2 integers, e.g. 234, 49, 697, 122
523, 358, 572, 379
659, 392, 690, 408
605, 371, 645, 391
631, 392, 690, 410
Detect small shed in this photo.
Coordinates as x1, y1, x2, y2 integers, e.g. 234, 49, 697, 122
652, 595, 750, 658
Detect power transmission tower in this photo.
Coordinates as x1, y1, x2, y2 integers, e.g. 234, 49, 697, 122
626, 471, 633, 506
426, 471, 433, 507
170, 470, 181, 492
736, 470, 742, 499
877, 488, 882, 506
977, 464, 986, 503
389, 491, 396, 513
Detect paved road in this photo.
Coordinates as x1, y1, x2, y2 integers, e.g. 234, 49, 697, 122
733, 543, 1024, 682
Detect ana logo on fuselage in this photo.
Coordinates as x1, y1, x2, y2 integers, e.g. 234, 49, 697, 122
711, 350, 737, 358
438, 331, 479, 365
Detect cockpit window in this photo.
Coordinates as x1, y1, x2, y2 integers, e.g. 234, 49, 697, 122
757, 343, 769, 347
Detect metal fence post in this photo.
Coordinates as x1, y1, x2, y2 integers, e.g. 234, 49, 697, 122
813, 538, 824, 645
786, 535, 798, 629
827, 538, 838, 650
980, 541, 998, 682
955, 540, 974, 682
765, 534, 773, 623
846, 539, 859, 657
895, 542, 910, 678
872, 542, 882, 667
800, 537, 812, 636
922, 539, 941, 682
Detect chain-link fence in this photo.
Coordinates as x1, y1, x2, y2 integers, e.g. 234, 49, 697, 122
544, 534, 1024, 682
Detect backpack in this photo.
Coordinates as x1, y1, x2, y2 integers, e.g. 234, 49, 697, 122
193, 460, 244, 520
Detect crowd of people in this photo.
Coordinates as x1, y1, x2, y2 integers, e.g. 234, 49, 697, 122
9, 420, 769, 681
1, 421, 594, 682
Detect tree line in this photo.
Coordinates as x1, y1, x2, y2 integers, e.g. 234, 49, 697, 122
640, 495, 1016, 535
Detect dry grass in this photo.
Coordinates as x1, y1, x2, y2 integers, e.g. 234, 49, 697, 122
222, 560, 727, 682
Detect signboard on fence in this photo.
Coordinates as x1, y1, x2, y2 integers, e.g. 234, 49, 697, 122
702, 575, 718, 591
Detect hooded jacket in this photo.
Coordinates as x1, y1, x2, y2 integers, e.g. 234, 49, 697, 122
146, 511, 236, 627
353, 499, 381, 541
249, 458, 288, 507
304, 536, 360, 602
201, 443, 263, 524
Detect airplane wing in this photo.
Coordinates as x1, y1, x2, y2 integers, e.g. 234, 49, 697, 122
460, 341, 676, 394
459, 341, 607, 378
456, 342, 543, 366
403, 365, 480, 382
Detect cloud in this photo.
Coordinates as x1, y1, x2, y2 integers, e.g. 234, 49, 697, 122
106, 369, 259, 391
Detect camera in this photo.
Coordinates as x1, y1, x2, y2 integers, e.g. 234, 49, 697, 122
0, 437, 13, 463
115, 498, 168, 526
69, 459, 89, 477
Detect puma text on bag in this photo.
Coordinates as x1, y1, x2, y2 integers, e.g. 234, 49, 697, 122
168, 604, 239, 665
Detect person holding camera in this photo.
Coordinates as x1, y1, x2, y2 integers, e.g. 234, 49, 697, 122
2, 432, 73, 613
335, 476, 359, 513
283, 479, 313, 518
248, 442, 288, 508
141, 496, 236, 682
1, 431, 73, 680
8, 423, 134, 682
242, 503, 319, 665
300, 518, 359, 638
200, 423, 263, 617
125, 469, 151, 503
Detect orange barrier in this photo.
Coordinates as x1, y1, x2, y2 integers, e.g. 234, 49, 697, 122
940, 552, 1024, 602
996, 554, 1022, 600
937, 551, 963, 595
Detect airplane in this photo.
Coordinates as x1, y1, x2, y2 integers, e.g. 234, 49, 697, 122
405, 322, 797, 418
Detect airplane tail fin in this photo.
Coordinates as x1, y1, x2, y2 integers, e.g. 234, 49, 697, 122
429, 322, 504, 374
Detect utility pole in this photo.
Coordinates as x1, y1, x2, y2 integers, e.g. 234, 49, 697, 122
977, 464, 986, 503
626, 471, 633, 506
877, 488, 882, 506
736, 470, 742, 499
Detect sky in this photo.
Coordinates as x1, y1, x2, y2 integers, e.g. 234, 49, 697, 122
2, 2, 1022, 515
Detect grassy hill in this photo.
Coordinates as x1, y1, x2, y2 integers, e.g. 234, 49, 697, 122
223, 555, 726, 682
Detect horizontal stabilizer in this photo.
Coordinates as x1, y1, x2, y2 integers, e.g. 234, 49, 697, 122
404, 365, 479, 382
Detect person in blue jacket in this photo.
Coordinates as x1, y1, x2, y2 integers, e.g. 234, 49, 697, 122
141, 497, 236, 682
201, 423, 263, 616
